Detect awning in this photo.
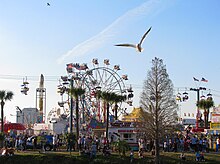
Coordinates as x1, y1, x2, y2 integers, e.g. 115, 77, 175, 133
2, 123, 26, 132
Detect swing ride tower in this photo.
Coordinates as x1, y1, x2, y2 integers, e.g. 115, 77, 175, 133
36, 74, 46, 123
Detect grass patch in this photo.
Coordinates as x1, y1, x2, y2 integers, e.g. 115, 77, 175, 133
0, 151, 219, 164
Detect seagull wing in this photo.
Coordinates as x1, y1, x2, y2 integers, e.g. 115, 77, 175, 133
139, 26, 152, 45
114, 44, 136, 48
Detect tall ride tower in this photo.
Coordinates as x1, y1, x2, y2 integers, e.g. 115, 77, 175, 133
36, 74, 46, 123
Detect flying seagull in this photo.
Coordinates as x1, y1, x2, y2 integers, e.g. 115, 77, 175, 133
115, 26, 152, 52
47, 3, 50, 6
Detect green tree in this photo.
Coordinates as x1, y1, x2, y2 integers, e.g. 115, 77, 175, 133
96, 91, 126, 139
112, 139, 130, 157
112, 94, 126, 120
100, 91, 116, 139
140, 57, 178, 164
68, 87, 85, 144
197, 98, 214, 128
0, 90, 14, 133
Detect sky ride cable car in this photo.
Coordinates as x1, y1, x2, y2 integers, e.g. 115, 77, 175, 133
21, 77, 29, 95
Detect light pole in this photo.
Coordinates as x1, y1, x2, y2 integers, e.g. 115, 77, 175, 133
69, 78, 74, 134
15, 106, 24, 124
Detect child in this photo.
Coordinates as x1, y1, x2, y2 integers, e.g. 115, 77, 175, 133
139, 149, 144, 158
130, 150, 134, 163
151, 147, 155, 156
90, 142, 97, 159
195, 151, 200, 161
200, 151, 205, 161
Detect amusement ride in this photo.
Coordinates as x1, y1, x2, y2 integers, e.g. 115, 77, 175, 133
53, 58, 134, 135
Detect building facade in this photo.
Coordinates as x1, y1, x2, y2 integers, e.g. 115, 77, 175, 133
17, 108, 39, 125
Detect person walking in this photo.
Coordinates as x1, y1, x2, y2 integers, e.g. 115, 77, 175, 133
78, 136, 82, 151
33, 137, 37, 150
130, 149, 134, 163
90, 142, 97, 159
52, 135, 57, 151
216, 137, 220, 152
15, 137, 19, 151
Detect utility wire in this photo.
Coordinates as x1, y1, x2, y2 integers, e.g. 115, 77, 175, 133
0, 74, 60, 82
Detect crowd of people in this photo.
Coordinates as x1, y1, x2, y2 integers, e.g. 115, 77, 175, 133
0, 131, 114, 158
135, 126, 220, 162
163, 135, 209, 153
1, 129, 220, 162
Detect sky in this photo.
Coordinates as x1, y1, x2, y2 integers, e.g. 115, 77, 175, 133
1, 0, 220, 123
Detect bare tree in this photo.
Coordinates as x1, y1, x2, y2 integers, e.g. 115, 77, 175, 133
140, 57, 178, 164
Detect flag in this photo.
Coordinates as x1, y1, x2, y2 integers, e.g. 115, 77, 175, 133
193, 77, 199, 81
201, 77, 208, 82
66, 63, 73, 68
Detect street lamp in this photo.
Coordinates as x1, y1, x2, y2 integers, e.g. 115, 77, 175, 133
69, 78, 74, 133
15, 106, 24, 124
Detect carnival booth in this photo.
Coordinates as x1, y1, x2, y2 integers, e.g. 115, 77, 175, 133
205, 107, 220, 150
109, 107, 145, 151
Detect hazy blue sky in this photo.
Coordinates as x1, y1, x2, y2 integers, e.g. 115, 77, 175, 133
1, 0, 220, 122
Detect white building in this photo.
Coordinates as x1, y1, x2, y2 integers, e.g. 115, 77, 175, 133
17, 108, 39, 125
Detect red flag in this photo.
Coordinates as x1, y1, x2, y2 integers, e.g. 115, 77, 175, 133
201, 77, 208, 82
66, 63, 73, 68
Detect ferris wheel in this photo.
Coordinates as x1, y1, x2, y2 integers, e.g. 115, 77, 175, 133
56, 58, 133, 126
80, 58, 132, 123
47, 106, 71, 122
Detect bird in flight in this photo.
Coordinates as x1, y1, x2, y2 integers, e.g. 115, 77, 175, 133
115, 26, 152, 52
47, 3, 50, 6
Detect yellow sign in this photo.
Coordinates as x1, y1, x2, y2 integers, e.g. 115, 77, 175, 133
210, 123, 220, 129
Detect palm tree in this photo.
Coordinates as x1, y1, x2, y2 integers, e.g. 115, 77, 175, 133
68, 87, 85, 143
95, 90, 102, 122
197, 98, 214, 128
100, 91, 116, 139
112, 94, 126, 120
0, 90, 14, 133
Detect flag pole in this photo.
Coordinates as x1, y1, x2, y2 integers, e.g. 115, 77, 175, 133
196, 89, 200, 130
